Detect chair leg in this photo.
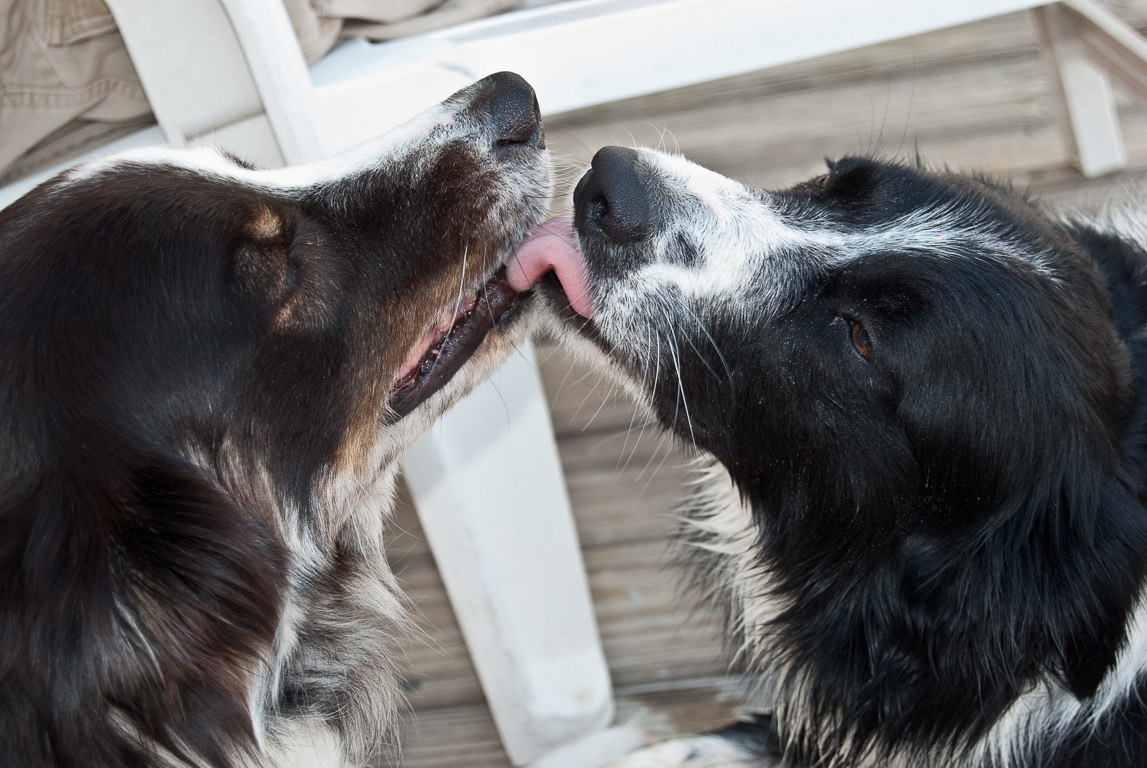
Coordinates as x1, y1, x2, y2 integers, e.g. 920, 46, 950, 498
403, 342, 613, 766
1060, 0, 1147, 101
1034, 3, 1128, 178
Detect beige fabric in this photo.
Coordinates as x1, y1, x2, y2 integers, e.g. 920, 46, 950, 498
0, 0, 526, 182
339, 0, 522, 40
285, 0, 345, 65
0, 0, 151, 182
323, 0, 442, 26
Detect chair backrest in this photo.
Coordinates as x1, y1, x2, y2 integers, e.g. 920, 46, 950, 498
104, 0, 323, 165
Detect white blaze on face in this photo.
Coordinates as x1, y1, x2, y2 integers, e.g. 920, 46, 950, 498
586, 149, 1060, 353
586, 150, 821, 341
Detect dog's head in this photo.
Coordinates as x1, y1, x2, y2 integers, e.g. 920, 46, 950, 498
522, 147, 1147, 755
534, 148, 1139, 549
0, 72, 549, 764
1, 70, 549, 518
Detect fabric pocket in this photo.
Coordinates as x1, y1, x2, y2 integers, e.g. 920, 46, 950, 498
37, 0, 118, 47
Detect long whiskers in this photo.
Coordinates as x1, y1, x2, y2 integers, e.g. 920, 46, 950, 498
617, 318, 659, 472
654, 293, 697, 449
620, 290, 731, 456
674, 295, 734, 404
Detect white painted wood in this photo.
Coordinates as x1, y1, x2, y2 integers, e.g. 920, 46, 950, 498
104, 0, 321, 164
206, 114, 288, 170
102, 0, 266, 150
311, 42, 477, 152
308, 0, 1049, 126
1035, 3, 1128, 177
1061, 0, 1147, 102
217, 0, 325, 163
403, 343, 614, 766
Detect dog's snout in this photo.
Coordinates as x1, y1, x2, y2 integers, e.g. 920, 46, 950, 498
574, 146, 655, 244
482, 71, 544, 149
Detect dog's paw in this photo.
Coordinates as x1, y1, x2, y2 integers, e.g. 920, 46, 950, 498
602, 735, 766, 768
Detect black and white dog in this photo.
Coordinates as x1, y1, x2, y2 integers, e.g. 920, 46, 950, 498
512, 147, 1147, 767
0, 72, 552, 768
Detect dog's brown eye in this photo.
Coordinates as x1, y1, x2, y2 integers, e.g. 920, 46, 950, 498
817, 174, 830, 189
849, 319, 873, 359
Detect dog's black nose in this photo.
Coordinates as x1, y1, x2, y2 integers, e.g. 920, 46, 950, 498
574, 146, 655, 244
483, 71, 544, 149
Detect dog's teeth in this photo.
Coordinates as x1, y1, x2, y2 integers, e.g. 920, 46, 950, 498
435, 309, 453, 330
465, 290, 478, 305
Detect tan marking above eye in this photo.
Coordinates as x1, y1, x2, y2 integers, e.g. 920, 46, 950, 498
245, 205, 283, 240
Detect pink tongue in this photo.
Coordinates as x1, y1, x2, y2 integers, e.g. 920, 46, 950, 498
507, 213, 593, 318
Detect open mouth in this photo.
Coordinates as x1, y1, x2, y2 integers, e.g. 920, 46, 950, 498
387, 267, 523, 419
386, 215, 594, 420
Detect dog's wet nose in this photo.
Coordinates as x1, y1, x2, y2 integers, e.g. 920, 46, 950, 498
574, 146, 655, 244
483, 71, 544, 149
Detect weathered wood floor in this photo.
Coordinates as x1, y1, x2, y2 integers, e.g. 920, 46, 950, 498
387, 2, 1147, 764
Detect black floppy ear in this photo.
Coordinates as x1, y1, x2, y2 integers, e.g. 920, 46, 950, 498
1055, 475, 1147, 700
0, 452, 286, 767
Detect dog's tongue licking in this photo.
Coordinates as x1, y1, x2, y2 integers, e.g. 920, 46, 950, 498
508, 213, 593, 318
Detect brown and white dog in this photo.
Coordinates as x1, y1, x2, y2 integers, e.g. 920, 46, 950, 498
0, 72, 554, 768
514, 146, 1147, 767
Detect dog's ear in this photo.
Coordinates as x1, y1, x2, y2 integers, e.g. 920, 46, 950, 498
900, 461, 1147, 706
1053, 473, 1147, 700
0, 451, 286, 767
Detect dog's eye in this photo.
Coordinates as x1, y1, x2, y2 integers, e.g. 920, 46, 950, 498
849, 319, 873, 359
817, 174, 830, 190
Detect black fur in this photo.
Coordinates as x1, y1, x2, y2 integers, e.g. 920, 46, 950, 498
565, 152, 1147, 766
0, 72, 550, 768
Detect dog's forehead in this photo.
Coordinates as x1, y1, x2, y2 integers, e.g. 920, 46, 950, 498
627, 150, 1058, 309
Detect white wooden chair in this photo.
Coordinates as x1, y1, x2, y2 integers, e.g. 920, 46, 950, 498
3, 2, 1147, 765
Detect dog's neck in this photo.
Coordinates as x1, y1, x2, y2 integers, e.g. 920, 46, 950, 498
682, 446, 1147, 767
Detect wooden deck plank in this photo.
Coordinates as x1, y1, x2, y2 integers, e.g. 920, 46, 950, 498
396, 678, 749, 768
391, 533, 728, 710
